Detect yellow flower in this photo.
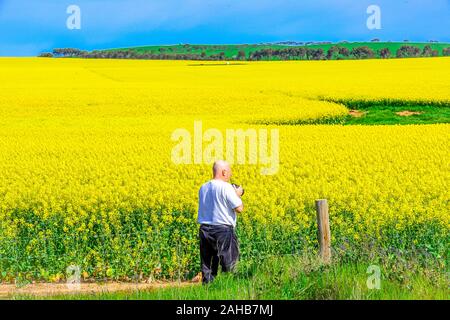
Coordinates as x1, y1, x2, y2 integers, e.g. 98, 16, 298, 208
0, 57, 448, 279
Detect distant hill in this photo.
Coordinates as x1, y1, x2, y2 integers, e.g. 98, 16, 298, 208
43, 42, 450, 60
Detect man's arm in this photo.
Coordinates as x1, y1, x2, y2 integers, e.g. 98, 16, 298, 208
234, 203, 244, 213
226, 184, 244, 214
233, 185, 244, 213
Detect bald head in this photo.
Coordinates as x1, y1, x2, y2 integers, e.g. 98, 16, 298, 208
213, 160, 232, 182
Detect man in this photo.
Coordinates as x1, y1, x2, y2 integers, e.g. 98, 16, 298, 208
197, 160, 244, 284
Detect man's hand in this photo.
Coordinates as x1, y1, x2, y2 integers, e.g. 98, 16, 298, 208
234, 204, 244, 213
234, 185, 244, 197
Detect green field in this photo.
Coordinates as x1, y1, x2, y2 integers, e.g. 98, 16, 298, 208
344, 105, 450, 125
107, 43, 286, 58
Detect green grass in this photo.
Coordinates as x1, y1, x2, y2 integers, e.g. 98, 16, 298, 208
344, 104, 450, 125
104, 42, 450, 59
13, 255, 448, 300
311, 98, 450, 126
249, 102, 450, 126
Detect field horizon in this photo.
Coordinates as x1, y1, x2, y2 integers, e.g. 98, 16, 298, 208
42, 41, 450, 61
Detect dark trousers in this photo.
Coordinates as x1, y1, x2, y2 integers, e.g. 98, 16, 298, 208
199, 224, 239, 284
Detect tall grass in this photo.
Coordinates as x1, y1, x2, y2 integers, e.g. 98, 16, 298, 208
13, 253, 448, 300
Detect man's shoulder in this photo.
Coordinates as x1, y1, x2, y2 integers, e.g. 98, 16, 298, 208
200, 179, 233, 193
199, 180, 213, 191
211, 179, 233, 189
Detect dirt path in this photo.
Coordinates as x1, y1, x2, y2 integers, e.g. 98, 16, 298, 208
0, 280, 200, 299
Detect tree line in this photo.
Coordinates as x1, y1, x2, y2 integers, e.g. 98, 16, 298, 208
249, 45, 450, 60
39, 45, 450, 61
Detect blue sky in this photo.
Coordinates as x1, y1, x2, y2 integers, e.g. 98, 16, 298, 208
1, 0, 449, 56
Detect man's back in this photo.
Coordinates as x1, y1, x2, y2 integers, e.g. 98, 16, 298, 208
197, 161, 243, 284
198, 179, 242, 227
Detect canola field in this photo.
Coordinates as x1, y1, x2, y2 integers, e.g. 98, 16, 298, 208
0, 57, 449, 282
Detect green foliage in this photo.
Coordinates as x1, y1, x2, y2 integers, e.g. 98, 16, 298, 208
1, 207, 447, 284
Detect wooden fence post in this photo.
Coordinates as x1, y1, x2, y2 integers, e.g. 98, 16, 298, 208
315, 199, 331, 264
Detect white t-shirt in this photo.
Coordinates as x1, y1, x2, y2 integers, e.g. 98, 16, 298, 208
197, 179, 243, 228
